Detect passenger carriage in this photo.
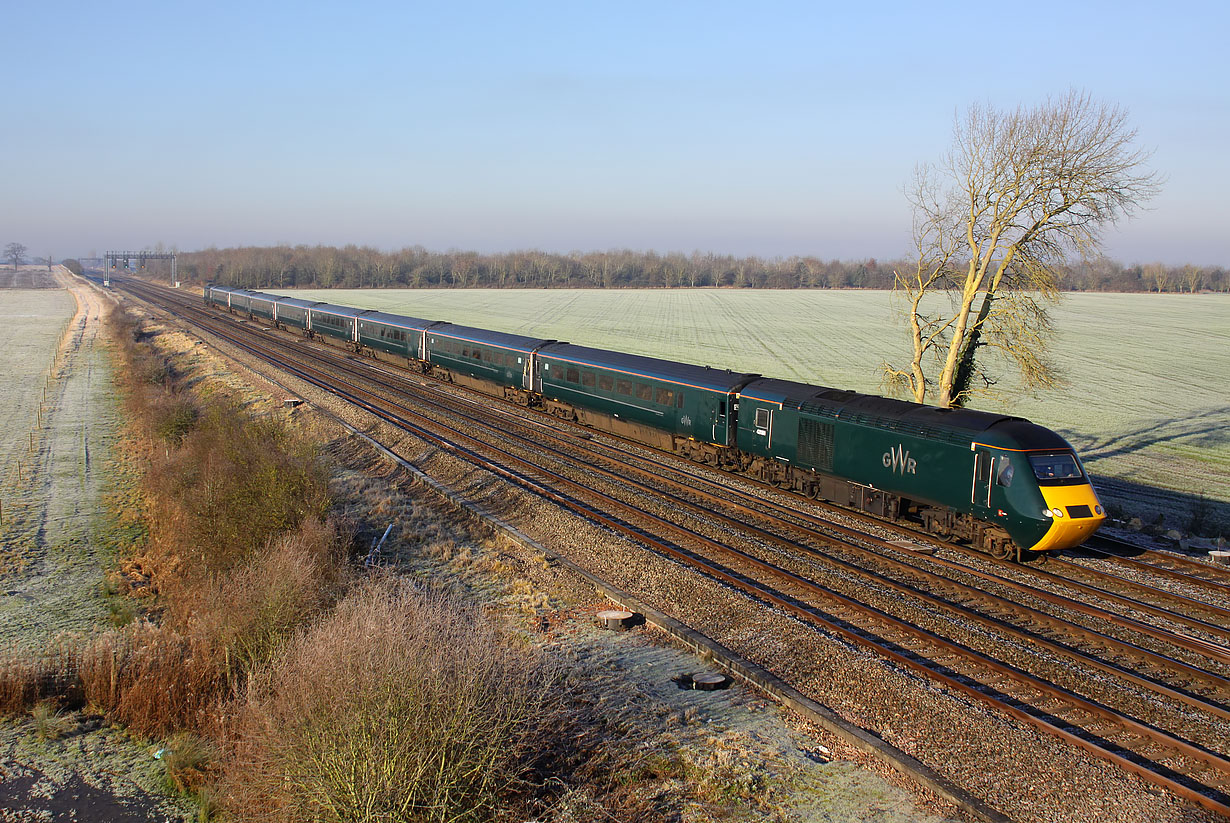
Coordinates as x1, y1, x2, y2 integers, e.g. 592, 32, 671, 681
535, 343, 757, 458
306, 304, 369, 347
269, 297, 321, 332
357, 312, 441, 363
423, 324, 553, 399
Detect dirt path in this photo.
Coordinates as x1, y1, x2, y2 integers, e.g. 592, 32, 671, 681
0, 271, 191, 822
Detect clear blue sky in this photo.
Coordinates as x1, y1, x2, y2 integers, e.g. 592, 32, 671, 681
5, 0, 1227, 264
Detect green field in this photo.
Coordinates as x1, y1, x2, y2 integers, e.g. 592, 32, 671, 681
286, 288, 1230, 531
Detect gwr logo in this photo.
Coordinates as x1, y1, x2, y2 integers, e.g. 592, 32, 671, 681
883, 444, 917, 475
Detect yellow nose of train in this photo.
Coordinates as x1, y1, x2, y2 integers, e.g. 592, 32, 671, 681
1028, 483, 1107, 552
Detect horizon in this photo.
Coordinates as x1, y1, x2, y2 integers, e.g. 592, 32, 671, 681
6, 1, 1228, 266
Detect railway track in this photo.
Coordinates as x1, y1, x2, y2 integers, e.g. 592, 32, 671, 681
117, 278, 1230, 818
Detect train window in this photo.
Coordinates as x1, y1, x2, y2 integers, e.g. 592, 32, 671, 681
599, 375, 613, 391
655, 387, 673, 405
636, 383, 652, 401
462, 347, 470, 358
473, 349, 482, 360
996, 457, 1014, 487
1027, 453, 1084, 485
677, 392, 685, 408
582, 372, 595, 388
719, 401, 727, 416
616, 379, 633, 396
754, 408, 770, 429
566, 367, 579, 383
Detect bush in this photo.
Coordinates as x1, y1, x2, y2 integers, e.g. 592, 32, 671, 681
222, 578, 562, 823
143, 402, 331, 583
151, 396, 200, 445
191, 518, 349, 679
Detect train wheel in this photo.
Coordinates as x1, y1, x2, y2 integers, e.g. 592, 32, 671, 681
989, 541, 1014, 561
805, 485, 819, 500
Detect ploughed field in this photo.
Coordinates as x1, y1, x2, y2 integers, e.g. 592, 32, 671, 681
283, 288, 1230, 530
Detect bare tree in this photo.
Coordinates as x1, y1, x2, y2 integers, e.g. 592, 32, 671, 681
883, 91, 1160, 407
5, 242, 27, 271
1182, 264, 1204, 293
1143, 262, 1170, 293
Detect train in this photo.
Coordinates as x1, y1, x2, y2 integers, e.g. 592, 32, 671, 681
204, 284, 1107, 559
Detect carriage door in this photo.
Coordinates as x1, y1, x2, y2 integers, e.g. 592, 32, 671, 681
971, 449, 994, 508
523, 353, 536, 392
712, 393, 732, 446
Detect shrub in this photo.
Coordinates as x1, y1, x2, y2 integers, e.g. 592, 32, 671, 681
143, 402, 331, 584
222, 578, 562, 823
151, 396, 200, 445
190, 518, 349, 680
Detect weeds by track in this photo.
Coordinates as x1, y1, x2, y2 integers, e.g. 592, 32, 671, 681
121, 277, 1230, 818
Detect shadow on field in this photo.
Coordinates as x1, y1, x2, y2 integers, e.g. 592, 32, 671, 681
1062, 405, 1230, 461
1086, 474, 1229, 537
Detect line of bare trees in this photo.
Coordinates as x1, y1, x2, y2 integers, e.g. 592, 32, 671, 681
164, 244, 1227, 293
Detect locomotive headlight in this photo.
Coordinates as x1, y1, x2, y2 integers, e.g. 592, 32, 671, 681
1095, 505, 1104, 515
1052, 507, 1065, 518
1042, 509, 1053, 518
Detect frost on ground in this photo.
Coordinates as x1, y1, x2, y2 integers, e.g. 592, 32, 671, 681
0, 271, 192, 822
330, 451, 961, 822
290, 288, 1230, 534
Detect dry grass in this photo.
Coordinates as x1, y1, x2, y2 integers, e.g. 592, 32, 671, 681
30, 700, 74, 740
161, 731, 218, 794
220, 576, 564, 823
0, 637, 78, 716
3, 303, 785, 822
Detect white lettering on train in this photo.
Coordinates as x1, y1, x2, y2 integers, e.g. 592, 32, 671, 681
883, 444, 917, 475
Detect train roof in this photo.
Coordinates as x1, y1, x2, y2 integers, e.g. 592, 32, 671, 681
245, 291, 281, 303
308, 303, 370, 318
427, 323, 554, 354
738, 378, 831, 407
740, 377, 1035, 445
358, 311, 440, 331
273, 295, 322, 307
540, 342, 759, 394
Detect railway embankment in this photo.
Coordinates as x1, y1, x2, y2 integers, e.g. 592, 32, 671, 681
1, 281, 965, 822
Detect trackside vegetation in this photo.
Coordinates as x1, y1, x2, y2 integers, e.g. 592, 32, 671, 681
0, 307, 570, 822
